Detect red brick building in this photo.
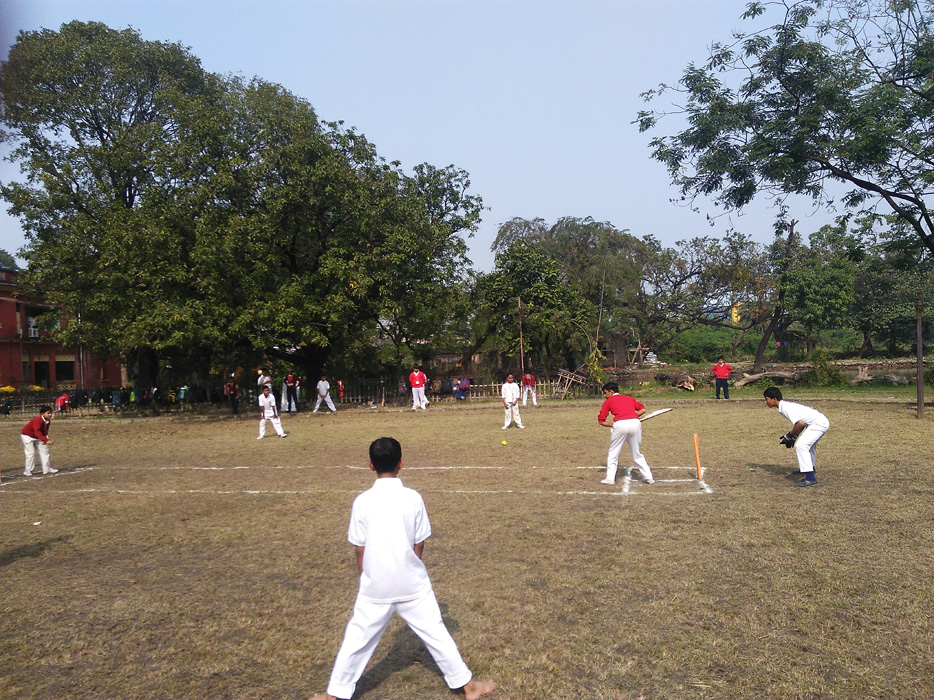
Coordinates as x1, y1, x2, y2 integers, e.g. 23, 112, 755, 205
0, 267, 122, 390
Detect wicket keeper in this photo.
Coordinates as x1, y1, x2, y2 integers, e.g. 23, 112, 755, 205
763, 387, 830, 487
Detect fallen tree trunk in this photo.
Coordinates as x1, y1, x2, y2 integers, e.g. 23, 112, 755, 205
734, 371, 799, 387
849, 366, 874, 386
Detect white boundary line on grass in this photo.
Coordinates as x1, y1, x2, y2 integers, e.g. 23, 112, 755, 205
129, 465, 505, 471
2, 487, 714, 497
0, 464, 713, 496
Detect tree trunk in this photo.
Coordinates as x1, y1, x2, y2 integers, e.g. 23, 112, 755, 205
753, 221, 798, 373
857, 330, 873, 358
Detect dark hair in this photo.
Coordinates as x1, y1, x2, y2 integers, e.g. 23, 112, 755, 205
262, 385, 270, 392
39, 405, 52, 414
370, 437, 402, 473
602, 382, 619, 393
763, 387, 783, 401
718, 356, 725, 361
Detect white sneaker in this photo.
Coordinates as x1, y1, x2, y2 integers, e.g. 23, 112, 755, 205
45, 468, 58, 474
280, 434, 288, 438
641, 478, 655, 485
502, 426, 509, 430
518, 425, 525, 429
23, 470, 33, 477
257, 436, 263, 440
600, 478, 615, 485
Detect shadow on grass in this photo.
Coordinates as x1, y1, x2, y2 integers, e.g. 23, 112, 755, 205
355, 602, 460, 695
0, 463, 96, 479
748, 462, 798, 481
0, 535, 73, 568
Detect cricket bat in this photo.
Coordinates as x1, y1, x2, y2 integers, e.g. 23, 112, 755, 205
640, 408, 673, 422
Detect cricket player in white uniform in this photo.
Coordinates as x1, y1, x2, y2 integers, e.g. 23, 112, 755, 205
763, 387, 829, 487
501, 374, 524, 429
314, 374, 338, 413
258, 385, 287, 439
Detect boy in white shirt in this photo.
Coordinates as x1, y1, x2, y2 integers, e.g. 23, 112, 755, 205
500, 373, 524, 430
257, 385, 286, 439
763, 387, 829, 487
310, 437, 496, 700
313, 374, 338, 413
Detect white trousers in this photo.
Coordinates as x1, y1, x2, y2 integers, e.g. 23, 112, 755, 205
411, 386, 428, 409
22, 435, 51, 474
521, 386, 537, 406
606, 418, 652, 481
503, 402, 523, 428
326, 588, 472, 699
258, 415, 284, 437
794, 419, 830, 474
314, 395, 336, 412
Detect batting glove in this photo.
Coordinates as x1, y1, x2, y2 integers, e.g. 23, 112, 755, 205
779, 433, 796, 448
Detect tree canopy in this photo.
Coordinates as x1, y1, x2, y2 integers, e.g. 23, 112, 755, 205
0, 21, 481, 383
637, 0, 934, 259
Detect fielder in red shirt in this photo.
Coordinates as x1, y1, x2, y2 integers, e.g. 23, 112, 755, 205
597, 382, 654, 485
711, 357, 733, 400
409, 365, 428, 410
22, 405, 57, 476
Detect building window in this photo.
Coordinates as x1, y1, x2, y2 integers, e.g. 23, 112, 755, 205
55, 361, 75, 381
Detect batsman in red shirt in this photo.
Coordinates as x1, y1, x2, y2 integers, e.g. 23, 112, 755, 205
711, 357, 733, 400
597, 382, 654, 486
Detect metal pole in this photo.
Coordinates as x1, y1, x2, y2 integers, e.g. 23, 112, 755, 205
917, 300, 925, 419
518, 296, 525, 375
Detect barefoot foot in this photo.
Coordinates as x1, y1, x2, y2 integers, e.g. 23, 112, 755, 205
464, 677, 497, 700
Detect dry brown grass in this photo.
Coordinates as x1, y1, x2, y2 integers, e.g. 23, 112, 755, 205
1, 397, 933, 699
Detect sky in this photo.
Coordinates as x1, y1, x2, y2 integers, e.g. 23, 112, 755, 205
0, 0, 831, 271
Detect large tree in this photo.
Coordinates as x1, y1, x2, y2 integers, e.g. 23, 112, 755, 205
0, 21, 227, 383
637, 0, 934, 259
0, 22, 482, 384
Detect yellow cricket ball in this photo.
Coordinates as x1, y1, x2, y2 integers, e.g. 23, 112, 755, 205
501, 440, 507, 446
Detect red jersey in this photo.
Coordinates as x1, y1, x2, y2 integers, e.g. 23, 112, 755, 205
521, 373, 535, 387
22, 415, 51, 443
409, 370, 426, 388
711, 362, 733, 379
285, 373, 300, 388
597, 393, 645, 423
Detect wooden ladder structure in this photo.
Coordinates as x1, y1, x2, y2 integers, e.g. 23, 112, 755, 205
555, 368, 588, 398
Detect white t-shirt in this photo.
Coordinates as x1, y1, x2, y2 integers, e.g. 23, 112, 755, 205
778, 400, 829, 428
258, 393, 278, 418
316, 379, 330, 397
501, 381, 520, 405
348, 478, 432, 603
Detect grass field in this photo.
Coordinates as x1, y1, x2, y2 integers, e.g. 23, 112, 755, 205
1, 395, 932, 699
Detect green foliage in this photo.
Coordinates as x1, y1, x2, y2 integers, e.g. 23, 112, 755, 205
583, 349, 607, 384
798, 348, 845, 387
0, 21, 481, 383
639, 0, 934, 260
0, 249, 18, 270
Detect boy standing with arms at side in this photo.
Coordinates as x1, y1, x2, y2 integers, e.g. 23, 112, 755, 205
710, 356, 733, 400
501, 373, 524, 429
22, 405, 57, 476
309, 437, 496, 700
763, 387, 829, 487
257, 385, 286, 439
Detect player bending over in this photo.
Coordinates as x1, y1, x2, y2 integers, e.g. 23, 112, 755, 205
763, 387, 830, 487
597, 382, 654, 485
309, 437, 496, 700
